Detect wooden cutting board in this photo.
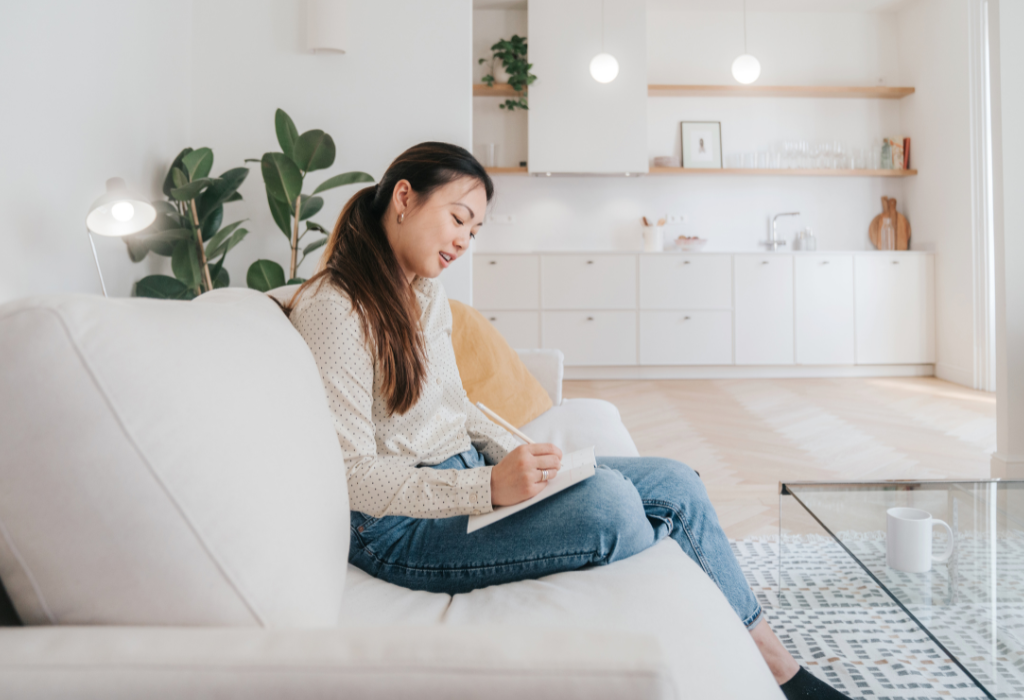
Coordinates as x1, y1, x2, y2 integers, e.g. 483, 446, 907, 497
869, 196, 910, 250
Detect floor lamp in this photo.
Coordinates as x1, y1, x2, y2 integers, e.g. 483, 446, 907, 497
85, 178, 156, 296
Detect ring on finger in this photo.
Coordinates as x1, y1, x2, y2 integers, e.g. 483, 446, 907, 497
541, 469, 549, 482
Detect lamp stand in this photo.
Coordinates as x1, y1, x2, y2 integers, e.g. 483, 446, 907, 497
87, 229, 109, 297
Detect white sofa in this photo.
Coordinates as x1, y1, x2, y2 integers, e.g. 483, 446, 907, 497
0, 287, 782, 699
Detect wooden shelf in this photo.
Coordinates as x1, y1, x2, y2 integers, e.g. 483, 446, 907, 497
477, 83, 915, 99
649, 167, 917, 177
474, 83, 524, 97
485, 167, 917, 177
647, 85, 915, 99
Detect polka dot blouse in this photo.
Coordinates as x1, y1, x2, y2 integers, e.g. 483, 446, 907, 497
289, 276, 519, 519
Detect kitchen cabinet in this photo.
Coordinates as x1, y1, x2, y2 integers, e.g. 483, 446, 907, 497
542, 311, 637, 365
541, 255, 636, 309
639, 255, 732, 309
527, 0, 648, 174
794, 255, 856, 365
473, 254, 539, 309
481, 311, 540, 350
734, 256, 794, 365
640, 311, 732, 365
855, 254, 935, 364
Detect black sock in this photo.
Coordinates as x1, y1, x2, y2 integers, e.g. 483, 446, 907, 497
779, 667, 852, 700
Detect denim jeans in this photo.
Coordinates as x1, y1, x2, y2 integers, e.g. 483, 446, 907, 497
349, 445, 764, 631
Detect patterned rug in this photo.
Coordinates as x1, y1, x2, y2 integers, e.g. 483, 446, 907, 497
732, 534, 1024, 699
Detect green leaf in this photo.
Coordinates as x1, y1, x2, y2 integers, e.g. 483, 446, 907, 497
162, 148, 192, 197
204, 220, 244, 258
200, 205, 222, 243
171, 239, 201, 289
275, 109, 299, 159
246, 259, 286, 292
146, 228, 193, 256
135, 274, 192, 299
224, 191, 243, 203
170, 178, 213, 202
268, 190, 292, 237
303, 236, 327, 256
197, 167, 248, 223
286, 277, 306, 285
261, 152, 302, 204
182, 147, 213, 180
311, 171, 375, 195
212, 265, 230, 289
299, 194, 323, 221
171, 166, 189, 189
305, 220, 328, 234
293, 129, 335, 172
206, 224, 249, 260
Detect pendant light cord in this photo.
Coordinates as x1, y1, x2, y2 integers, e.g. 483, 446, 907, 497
743, 0, 748, 53
602, 0, 605, 52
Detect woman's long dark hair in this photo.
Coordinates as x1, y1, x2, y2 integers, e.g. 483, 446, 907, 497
275, 142, 494, 415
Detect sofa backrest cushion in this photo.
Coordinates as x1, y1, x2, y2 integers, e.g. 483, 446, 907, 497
0, 289, 348, 627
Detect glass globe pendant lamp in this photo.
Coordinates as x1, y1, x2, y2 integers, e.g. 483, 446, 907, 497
590, 0, 619, 83
731, 0, 761, 85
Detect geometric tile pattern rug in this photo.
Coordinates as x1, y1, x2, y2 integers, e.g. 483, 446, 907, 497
732, 536, 1024, 699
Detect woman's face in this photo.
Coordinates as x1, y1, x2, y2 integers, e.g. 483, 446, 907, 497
385, 177, 486, 282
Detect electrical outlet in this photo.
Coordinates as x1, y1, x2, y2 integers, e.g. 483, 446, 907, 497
667, 214, 687, 224
486, 214, 514, 224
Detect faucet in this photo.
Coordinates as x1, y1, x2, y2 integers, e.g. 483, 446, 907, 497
763, 212, 800, 251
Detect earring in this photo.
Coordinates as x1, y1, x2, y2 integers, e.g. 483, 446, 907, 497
398, 213, 405, 224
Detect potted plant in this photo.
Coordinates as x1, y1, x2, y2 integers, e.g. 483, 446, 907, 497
124, 149, 249, 299
245, 109, 375, 291
478, 35, 536, 111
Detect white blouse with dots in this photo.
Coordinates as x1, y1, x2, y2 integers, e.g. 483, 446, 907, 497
289, 276, 519, 519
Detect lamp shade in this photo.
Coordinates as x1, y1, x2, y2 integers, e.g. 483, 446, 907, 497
731, 53, 761, 84
307, 0, 347, 54
86, 177, 156, 237
589, 52, 619, 83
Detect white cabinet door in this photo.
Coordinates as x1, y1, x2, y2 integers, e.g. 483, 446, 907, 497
527, 0, 648, 174
479, 311, 540, 350
855, 255, 935, 364
794, 255, 855, 365
639, 255, 732, 310
640, 311, 733, 365
473, 255, 539, 310
542, 311, 637, 365
541, 255, 636, 309
734, 256, 794, 365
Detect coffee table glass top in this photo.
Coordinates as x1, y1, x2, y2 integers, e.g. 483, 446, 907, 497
780, 480, 1024, 700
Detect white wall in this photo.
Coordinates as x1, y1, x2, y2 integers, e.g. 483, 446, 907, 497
191, 0, 475, 303
897, 0, 974, 387
0, 1, 190, 302
991, 0, 1024, 477
1, 0, 476, 305
473, 7, 908, 254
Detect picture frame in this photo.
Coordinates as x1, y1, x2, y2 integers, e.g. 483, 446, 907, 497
680, 121, 723, 169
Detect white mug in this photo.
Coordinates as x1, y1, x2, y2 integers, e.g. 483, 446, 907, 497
886, 507, 954, 573
642, 225, 664, 252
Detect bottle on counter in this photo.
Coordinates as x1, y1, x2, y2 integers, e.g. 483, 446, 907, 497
803, 227, 817, 251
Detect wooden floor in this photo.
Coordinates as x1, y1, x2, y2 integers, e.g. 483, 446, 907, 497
563, 377, 997, 540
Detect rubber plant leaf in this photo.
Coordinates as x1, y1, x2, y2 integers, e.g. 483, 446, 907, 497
299, 194, 323, 221
261, 152, 302, 204
162, 148, 192, 197
293, 129, 336, 173
311, 171, 375, 195
246, 259, 286, 292
135, 274, 193, 300
275, 109, 299, 160
182, 147, 214, 181
171, 239, 201, 289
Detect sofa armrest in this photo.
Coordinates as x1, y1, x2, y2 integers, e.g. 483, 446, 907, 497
0, 625, 671, 700
515, 349, 564, 406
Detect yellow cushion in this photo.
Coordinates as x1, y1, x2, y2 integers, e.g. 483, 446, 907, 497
449, 300, 553, 428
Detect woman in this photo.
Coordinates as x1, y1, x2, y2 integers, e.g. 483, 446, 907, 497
277, 142, 848, 700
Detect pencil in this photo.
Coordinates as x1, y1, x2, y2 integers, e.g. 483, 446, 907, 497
476, 402, 535, 444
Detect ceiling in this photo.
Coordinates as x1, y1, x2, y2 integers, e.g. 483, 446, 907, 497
473, 0, 912, 11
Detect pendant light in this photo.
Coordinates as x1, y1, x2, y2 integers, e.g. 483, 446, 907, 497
590, 0, 619, 83
731, 0, 761, 85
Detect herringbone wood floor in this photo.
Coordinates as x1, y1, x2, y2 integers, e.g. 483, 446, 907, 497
563, 378, 997, 540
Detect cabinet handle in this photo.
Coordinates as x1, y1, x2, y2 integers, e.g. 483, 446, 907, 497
488, 317, 497, 321
820, 260, 830, 265
489, 261, 497, 265
682, 260, 690, 265
761, 260, 769, 265
892, 260, 900, 265
682, 316, 691, 321
586, 260, 594, 265
586, 316, 594, 321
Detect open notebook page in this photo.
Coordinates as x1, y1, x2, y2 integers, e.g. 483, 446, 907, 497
466, 446, 596, 533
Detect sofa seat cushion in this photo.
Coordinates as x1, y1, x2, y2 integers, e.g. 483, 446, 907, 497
442, 539, 783, 699
521, 398, 640, 457
0, 289, 348, 627
339, 566, 452, 626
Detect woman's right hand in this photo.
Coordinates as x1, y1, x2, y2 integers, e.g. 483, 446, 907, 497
490, 443, 563, 506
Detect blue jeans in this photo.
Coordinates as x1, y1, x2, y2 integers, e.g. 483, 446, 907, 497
349, 446, 764, 631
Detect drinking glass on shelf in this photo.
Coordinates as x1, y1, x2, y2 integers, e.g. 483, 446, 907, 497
725, 153, 743, 168
757, 151, 770, 169
742, 152, 757, 169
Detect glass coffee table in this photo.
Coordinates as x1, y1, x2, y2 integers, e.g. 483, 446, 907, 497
779, 480, 1024, 700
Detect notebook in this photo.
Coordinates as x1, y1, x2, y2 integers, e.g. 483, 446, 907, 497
467, 446, 597, 533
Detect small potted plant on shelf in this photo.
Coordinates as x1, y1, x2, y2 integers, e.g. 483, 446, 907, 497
478, 34, 536, 111
123, 148, 250, 299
